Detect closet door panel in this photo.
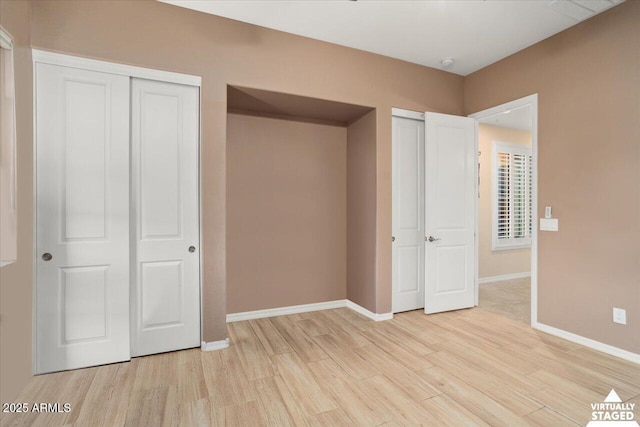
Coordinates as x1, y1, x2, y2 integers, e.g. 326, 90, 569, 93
139, 92, 181, 239
35, 63, 131, 374
131, 78, 200, 356
392, 115, 426, 313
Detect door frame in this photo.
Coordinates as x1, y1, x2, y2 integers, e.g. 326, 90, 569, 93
31, 49, 203, 373
468, 94, 539, 326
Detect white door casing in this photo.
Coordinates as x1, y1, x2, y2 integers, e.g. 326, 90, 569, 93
130, 78, 201, 357
392, 115, 425, 313
468, 94, 538, 321
35, 64, 131, 373
424, 112, 476, 314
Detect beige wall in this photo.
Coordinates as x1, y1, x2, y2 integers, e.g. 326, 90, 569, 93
466, 1, 640, 353
0, 0, 33, 403
3, 0, 461, 400
4, 0, 636, 403
478, 124, 531, 279
29, 1, 463, 341
347, 110, 378, 312
226, 113, 347, 313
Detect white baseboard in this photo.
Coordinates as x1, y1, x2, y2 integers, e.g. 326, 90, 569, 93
226, 299, 393, 323
478, 272, 531, 285
533, 322, 640, 364
227, 300, 348, 322
346, 300, 393, 322
201, 338, 229, 352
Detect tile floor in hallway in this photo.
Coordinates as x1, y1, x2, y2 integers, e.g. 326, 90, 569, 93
479, 277, 531, 324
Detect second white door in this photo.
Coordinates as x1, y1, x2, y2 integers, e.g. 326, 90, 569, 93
130, 78, 201, 357
392, 115, 425, 312
424, 112, 476, 314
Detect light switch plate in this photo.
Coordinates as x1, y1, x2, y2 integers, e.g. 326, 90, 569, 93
613, 307, 626, 325
540, 218, 558, 231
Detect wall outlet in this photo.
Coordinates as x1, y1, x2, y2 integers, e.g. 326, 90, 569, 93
613, 307, 626, 325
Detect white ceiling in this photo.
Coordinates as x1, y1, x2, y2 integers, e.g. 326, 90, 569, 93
159, 0, 624, 76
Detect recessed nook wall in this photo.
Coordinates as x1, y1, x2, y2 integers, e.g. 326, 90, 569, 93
226, 87, 376, 314
347, 110, 378, 312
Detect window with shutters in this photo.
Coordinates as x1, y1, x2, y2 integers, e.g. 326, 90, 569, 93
492, 141, 532, 250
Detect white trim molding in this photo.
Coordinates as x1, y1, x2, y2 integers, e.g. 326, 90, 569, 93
533, 322, 640, 364
346, 300, 394, 321
478, 272, 531, 285
32, 49, 201, 87
469, 93, 539, 325
391, 107, 424, 121
201, 338, 230, 352
226, 299, 393, 323
0, 26, 13, 49
227, 300, 348, 323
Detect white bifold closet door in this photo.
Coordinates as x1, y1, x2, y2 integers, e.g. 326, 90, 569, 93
35, 64, 200, 374
35, 64, 131, 374
130, 78, 200, 357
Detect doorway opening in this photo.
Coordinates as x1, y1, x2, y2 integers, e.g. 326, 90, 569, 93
469, 94, 538, 325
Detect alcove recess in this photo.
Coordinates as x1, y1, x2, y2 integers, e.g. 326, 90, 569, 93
226, 85, 377, 314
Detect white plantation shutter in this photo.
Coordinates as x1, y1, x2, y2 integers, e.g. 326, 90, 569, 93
492, 142, 532, 250
497, 152, 510, 239
512, 153, 527, 238
528, 154, 533, 237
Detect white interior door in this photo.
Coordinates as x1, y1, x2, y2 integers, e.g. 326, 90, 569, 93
392, 115, 425, 313
35, 64, 131, 374
424, 112, 476, 314
131, 78, 201, 357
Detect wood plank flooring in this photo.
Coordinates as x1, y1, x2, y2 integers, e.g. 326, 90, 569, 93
2, 307, 638, 426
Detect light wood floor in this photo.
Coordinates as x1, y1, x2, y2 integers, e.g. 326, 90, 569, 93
2, 307, 639, 426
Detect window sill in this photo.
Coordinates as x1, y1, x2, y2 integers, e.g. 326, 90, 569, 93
491, 245, 531, 252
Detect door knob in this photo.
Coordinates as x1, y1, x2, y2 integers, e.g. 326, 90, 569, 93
427, 236, 441, 242
188, 246, 196, 253
392, 236, 395, 242
42, 253, 53, 261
